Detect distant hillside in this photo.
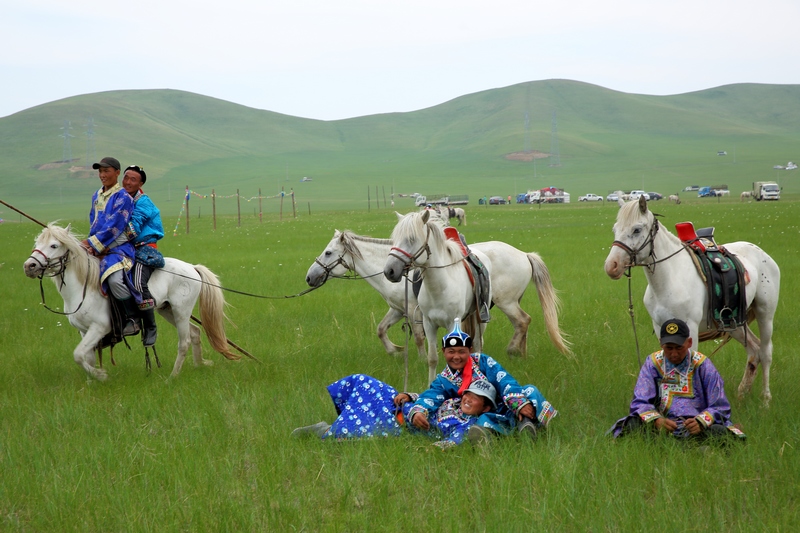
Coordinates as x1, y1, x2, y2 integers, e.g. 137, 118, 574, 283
1, 80, 798, 219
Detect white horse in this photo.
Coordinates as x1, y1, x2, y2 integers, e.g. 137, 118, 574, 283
603, 196, 780, 404
740, 191, 752, 201
437, 206, 467, 226
383, 210, 570, 382
23, 224, 240, 381
668, 194, 681, 204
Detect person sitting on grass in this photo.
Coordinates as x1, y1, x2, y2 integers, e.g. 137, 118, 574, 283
406, 319, 558, 445
291, 374, 496, 449
608, 318, 746, 442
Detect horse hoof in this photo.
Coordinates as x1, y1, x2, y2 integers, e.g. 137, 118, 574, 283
202, 360, 214, 367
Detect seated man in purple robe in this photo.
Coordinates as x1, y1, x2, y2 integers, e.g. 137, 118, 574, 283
609, 318, 745, 442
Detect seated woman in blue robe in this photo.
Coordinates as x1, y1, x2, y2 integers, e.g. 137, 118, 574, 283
292, 374, 496, 449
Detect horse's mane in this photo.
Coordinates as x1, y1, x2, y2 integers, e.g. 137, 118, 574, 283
390, 212, 462, 260
338, 230, 392, 261
43, 224, 100, 289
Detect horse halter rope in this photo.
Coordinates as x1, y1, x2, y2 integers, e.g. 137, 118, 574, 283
388, 223, 432, 272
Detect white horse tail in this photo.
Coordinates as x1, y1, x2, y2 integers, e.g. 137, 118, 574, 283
194, 264, 241, 360
527, 252, 572, 355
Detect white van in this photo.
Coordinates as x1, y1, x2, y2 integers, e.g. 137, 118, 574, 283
628, 190, 650, 201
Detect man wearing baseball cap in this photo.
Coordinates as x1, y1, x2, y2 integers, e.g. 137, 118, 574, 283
80, 156, 141, 342
609, 318, 745, 441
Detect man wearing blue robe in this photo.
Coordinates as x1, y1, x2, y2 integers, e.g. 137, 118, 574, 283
80, 156, 140, 338
406, 319, 558, 443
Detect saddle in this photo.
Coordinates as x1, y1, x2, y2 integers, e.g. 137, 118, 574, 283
675, 222, 748, 331
411, 227, 492, 323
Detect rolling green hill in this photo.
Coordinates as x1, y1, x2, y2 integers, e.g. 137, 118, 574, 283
1, 80, 798, 220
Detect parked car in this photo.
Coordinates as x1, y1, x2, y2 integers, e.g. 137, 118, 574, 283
488, 196, 507, 205
647, 192, 663, 200
606, 192, 619, 202
683, 185, 700, 192
628, 190, 650, 201
579, 193, 603, 202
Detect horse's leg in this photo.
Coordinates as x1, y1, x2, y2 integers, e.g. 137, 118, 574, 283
377, 308, 405, 355
729, 324, 761, 401
188, 322, 209, 368
491, 299, 531, 356
412, 321, 427, 359
74, 325, 108, 381
422, 318, 440, 384
157, 307, 199, 378
757, 318, 774, 406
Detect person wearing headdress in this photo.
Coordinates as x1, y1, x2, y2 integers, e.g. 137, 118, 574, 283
406, 318, 558, 443
121, 164, 165, 348
608, 318, 745, 441
291, 374, 497, 449
80, 156, 141, 341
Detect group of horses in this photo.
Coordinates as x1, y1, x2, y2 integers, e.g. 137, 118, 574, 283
23, 198, 780, 404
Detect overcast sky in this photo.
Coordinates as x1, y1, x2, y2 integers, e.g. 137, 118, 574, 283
2, 0, 798, 121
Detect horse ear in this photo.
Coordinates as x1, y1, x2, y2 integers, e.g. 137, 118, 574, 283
334, 229, 341, 237
421, 209, 430, 223
395, 211, 403, 220
65, 223, 72, 233
638, 195, 647, 213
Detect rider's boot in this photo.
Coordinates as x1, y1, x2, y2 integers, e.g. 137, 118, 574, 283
117, 297, 141, 337
139, 306, 158, 347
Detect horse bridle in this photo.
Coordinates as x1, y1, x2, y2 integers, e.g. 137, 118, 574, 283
388, 224, 431, 271
27, 247, 91, 316
313, 254, 354, 283
611, 215, 662, 272
27, 247, 71, 280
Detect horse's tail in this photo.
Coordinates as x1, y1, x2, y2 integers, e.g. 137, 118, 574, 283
194, 264, 241, 360
527, 252, 572, 355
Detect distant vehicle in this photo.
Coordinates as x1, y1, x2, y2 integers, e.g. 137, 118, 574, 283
300, 176, 313, 182
787, 162, 797, 170
488, 196, 507, 205
415, 194, 469, 207
753, 181, 780, 201
606, 192, 619, 202
683, 185, 700, 192
628, 190, 650, 201
579, 193, 603, 202
717, 151, 727, 156
698, 187, 716, 197
646, 192, 663, 200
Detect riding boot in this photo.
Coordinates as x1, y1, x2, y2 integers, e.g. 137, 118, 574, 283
118, 297, 141, 337
140, 307, 158, 347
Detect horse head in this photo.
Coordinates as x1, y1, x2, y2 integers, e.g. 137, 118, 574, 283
604, 196, 658, 279
24, 223, 75, 278
384, 210, 433, 282
306, 230, 357, 287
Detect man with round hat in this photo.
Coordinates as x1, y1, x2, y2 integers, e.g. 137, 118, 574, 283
608, 318, 745, 441
405, 318, 558, 443
80, 156, 141, 340
121, 164, 165, 348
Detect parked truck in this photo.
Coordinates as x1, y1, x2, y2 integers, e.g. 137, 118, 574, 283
752, 181, 780, 201
415, 194, 469, 207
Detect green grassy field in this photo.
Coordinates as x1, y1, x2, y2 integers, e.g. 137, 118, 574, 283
1, 199, 798, 531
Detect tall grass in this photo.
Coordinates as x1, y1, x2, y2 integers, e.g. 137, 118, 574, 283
1, 199, 798, 531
